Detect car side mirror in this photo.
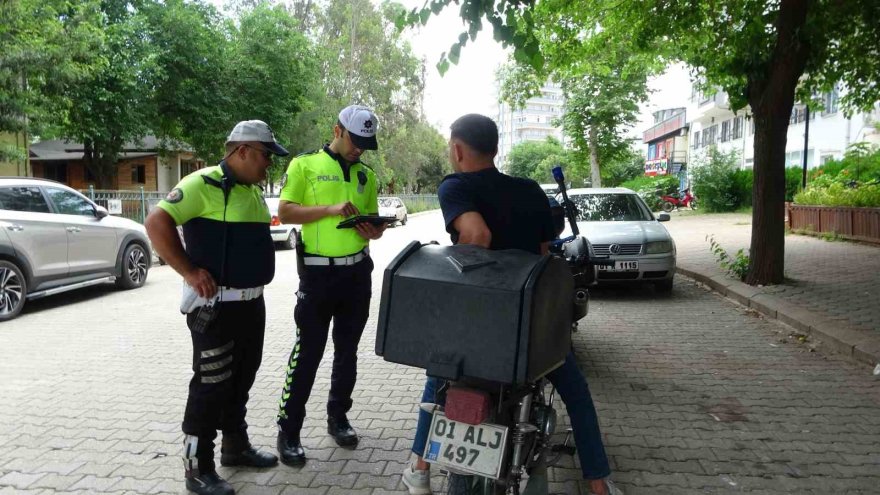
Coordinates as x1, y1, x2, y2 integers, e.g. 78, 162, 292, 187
95, 205, 110, 219
657, 213, 671, 222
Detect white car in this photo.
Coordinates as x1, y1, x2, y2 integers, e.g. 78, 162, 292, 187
264, 197, 297, 249
562, 188, 676, 292
378, 196, 408, 226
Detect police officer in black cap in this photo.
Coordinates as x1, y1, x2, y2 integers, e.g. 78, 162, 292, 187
146, 120, 288, 495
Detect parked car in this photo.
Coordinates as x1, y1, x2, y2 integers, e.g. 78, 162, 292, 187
378, 196, 408, 226
561, 187, 676, 292
264, 197, 297, 249
539, 183, 559, 197
0, 177, 151, 321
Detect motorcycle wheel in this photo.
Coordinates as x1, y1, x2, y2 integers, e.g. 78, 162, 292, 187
690, 200, 697, 210
661, 201, 675, 213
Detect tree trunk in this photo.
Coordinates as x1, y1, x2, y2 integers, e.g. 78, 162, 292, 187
744, 0, 811, 286
588, 126, 601, 187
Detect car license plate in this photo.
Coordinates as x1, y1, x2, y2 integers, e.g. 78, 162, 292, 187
598, 261, 639, 271
424, 412, 508, 479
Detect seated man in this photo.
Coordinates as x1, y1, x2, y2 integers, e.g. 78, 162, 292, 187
400, 114, 621, 495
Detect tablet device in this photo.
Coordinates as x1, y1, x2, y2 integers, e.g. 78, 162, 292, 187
336, 215, 399, 229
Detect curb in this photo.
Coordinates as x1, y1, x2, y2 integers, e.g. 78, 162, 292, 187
676, 266, 880, 367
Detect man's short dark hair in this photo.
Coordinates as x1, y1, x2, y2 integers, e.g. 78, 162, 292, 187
450, 114, 498, 156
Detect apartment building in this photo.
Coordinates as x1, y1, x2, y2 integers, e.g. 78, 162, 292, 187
495, 81, 566, 170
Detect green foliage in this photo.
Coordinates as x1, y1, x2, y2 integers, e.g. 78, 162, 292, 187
691, 148, 743, 213
601, 147, 645, 187
794, 183, 880, 207
785, 167, 804, 202
707, 234, 750, 281
620, 175, 678, 211
808, 143, 880, 185
504, 137, 584, 185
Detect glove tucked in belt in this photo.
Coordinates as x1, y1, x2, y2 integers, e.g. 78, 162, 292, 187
180, 284, 264, 314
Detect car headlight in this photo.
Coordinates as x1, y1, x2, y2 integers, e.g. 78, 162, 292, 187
645, 241, 673, 254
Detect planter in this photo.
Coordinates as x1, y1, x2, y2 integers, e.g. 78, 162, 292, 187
789, 204, 880, 244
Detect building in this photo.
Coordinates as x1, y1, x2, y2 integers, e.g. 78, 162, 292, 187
642, 108, 689, 189
687, 85, 880, 171
495, 81, 566, 170
28, 136, 203, 192
0, 131, 30, 177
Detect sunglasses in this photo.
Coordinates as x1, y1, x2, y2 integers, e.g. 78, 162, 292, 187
241, 144, 271, 159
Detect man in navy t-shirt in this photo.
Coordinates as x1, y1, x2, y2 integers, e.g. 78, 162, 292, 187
401, 114, 621, 495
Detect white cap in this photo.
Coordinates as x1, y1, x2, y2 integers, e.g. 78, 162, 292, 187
225, 120, 289, 156
338, 105, 379, 150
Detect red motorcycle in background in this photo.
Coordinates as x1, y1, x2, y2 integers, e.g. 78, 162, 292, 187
660, 188, 697, 212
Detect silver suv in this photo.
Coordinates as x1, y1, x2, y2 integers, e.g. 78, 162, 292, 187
0, 177, 151, 321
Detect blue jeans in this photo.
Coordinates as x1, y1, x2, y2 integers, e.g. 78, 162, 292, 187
411, 352, 611, 480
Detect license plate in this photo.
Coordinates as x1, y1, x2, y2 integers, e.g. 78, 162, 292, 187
424, 411, 508, 479
598, 261, 639, 271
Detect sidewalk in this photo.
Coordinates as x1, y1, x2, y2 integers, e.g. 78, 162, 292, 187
664, 211, 880, 367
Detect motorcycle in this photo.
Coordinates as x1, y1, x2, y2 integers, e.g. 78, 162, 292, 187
424, 167, 610, 495
660, 188, 696, 212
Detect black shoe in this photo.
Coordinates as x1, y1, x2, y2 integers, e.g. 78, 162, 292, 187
185, 471, 234, 495
276, 431, 306, 466
220, 447, 278, 468
327, 415, 359, 447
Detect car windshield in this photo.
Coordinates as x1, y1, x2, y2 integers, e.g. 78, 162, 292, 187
379, 198, 401, 207
571, 193, 653, 222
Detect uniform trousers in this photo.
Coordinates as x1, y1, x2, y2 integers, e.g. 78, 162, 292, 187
182, 296, 266, 474
276, 256, 373, 433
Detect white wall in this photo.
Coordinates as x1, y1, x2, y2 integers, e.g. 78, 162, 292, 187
156, 154, 180, 193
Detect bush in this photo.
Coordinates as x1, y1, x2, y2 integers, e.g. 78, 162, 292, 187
691, 148, 742, 212
620, 175, 679, 211
785, 167, 804, 201
794, 182, 880, 207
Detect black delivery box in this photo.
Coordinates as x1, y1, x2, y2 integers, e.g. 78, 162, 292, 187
376, 242, 574, 385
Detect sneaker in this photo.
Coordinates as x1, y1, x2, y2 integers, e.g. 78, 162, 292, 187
402, 462, 432, 495
603, 479, 623, 495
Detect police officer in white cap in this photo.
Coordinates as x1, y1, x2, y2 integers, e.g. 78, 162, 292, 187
146, 120, 288, 495
274, 105, 388, 466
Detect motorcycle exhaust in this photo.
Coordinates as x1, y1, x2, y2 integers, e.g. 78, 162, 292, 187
572, 289, 589, 321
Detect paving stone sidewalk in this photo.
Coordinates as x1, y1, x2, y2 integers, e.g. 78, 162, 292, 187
664, 212, 880, 365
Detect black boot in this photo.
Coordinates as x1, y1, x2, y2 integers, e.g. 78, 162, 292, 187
276, 430, 306, 466
186, 471, 235, 495
327, 415, 358, 447
183, 435, 233, 494
220, 433, 278, 468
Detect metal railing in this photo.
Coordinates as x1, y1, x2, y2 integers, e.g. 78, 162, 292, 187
84, 188, 443, 224
83, 186, 167, 224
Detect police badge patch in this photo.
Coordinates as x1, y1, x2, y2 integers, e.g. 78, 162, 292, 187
280, 173, 288, 189
166, 188, 184, 203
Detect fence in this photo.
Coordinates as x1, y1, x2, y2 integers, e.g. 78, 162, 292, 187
83, 186, 167, 224
83, 188, 442, 224
393, 194, 440, 213
788, 204, 880, 244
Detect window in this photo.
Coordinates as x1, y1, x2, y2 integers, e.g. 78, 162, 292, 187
0, 187, 51, 213
721, 120, 731, 142
732, 116, 743, 140
692, 131, 700, 149
180, 160, 199, 178
749, 117, 755, 135
704, 125, 717, 146
45, 188, 95, 216
131, 164, 146, 184
42, 162, 68, 183
822, 89, 839, 116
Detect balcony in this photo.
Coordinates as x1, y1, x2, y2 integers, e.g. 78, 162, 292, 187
694, 92, 731, 120
643, 112, 687, 143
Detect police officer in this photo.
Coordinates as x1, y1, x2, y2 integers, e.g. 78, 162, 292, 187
145, 120, 288, 495
274, 105, 387, 466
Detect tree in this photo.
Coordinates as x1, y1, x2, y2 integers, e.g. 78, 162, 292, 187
601, 146, 645, 187
409, 0, 880, 285
0, 0, 103, 142
54, 0, 157, 187
504, 137, 582, 184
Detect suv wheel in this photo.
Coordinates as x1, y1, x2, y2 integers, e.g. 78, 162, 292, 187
0, 260, 26, 321
117, 243, 149, 289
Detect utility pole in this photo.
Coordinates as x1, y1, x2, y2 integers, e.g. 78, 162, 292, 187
802, 104, 810, 190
